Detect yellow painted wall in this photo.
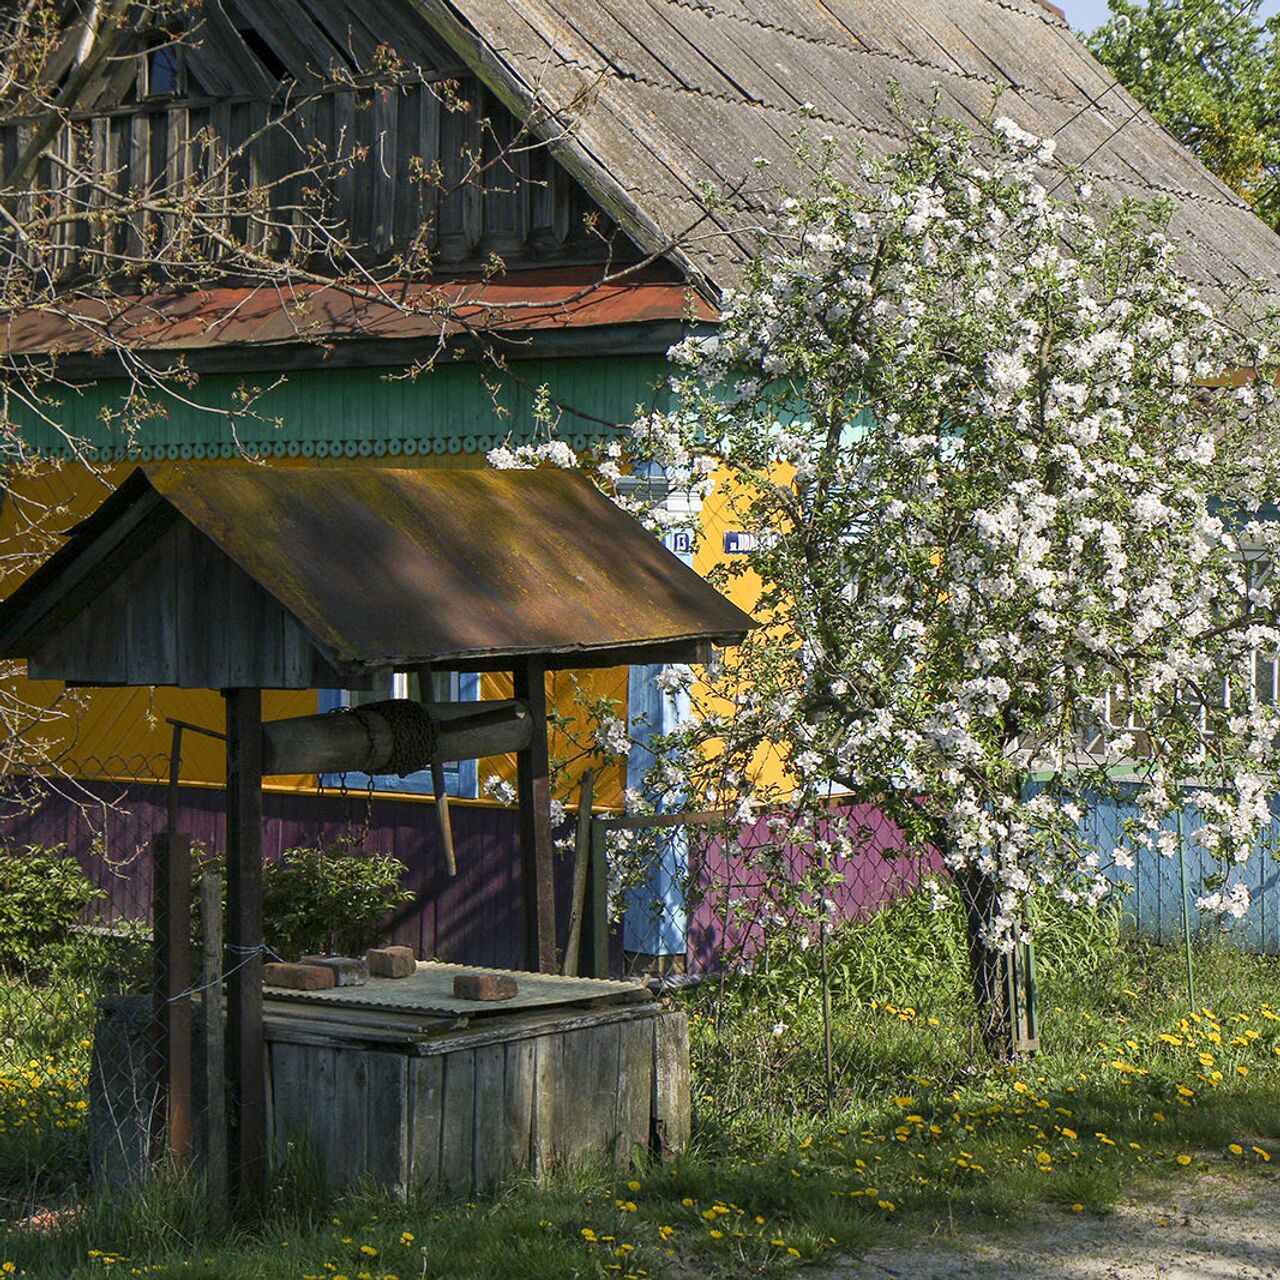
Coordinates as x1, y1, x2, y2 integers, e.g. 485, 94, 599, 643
688, 463, 793, 798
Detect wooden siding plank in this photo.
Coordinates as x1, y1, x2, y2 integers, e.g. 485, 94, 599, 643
303, 1045, 340, 1180
501, 1038, 535, 1181
472, 1043, 504, 1189
195, 0, 277, 99
439, 1048, 475, 1191
651, 1009, 691, 1159
371, 87, 398, 256
365, 1051, 409, 1192
408, 1054, 443, 1190
615, 1015, 653, 1167
529, 1030, 559, 1177
225, 0, 340, 81
333, 1048, 371, 1186
583, 1017, 621, 1164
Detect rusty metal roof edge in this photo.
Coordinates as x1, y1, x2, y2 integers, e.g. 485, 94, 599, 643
329, 629, 751, 672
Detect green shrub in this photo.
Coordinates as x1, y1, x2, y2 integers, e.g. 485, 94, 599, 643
0, 845, 105, 973
198, 841, 416, 960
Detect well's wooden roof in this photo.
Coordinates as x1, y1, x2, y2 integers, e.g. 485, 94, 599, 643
0, 465, 754, 687
414, 0, 1280, 312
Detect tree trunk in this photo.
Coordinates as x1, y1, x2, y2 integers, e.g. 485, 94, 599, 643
953, 863, 1013, 1058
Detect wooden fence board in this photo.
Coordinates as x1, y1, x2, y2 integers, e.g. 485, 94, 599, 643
439, 1049, 475, 1192
408, 1054, 444, 1190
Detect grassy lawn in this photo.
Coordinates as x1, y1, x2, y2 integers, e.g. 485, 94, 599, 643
2, 891, 1278, 1278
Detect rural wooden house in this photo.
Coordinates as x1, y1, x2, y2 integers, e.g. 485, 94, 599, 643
4, 0, 1280, 967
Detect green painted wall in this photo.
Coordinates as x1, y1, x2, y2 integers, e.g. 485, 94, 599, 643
18, 356, 674, 461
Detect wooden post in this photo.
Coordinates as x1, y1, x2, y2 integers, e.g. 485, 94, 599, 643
580, 817, 610, 979
562, 769, 595, 977
201, 871, 228, 1218
514, 659, 556, 973
224, 687, 265, 1204
417, 664, 458, 878
151, 830, 193, 1170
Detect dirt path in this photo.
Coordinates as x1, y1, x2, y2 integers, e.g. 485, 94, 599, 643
816, 1173, 1280, 1279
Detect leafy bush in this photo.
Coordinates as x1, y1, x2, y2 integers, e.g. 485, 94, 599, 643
199, 841, 416, 960
0, 845, 105, 972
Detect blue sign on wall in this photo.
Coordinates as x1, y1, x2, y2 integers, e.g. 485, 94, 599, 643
724, 530, 761, 554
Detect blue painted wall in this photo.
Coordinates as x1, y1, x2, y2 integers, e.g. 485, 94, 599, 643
1084, 789, 1280, 954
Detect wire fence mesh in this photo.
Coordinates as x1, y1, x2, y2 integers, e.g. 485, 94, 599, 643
0, 757, 169, 1219
3, 762, 1279, 1218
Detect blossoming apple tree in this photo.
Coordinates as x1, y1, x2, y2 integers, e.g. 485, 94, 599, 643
611, 113, 1280, 1051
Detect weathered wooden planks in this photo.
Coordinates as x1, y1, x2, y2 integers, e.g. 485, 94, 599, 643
651, 1006, 691, 1159
1, 73, 618, 281
27, 517, 341, 690
263, 1002, 689, 1195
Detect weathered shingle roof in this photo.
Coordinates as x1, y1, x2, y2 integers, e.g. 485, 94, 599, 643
412, 0, 1280, 312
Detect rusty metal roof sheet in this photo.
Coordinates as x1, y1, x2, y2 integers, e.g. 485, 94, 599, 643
0, 267, 716, 357
0, 464, 753, 679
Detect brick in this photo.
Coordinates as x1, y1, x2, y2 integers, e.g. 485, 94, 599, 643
263, 962, 335, 991
452, 971, 518, 1002
300, 955, 369, 986
365, 945, 417, 978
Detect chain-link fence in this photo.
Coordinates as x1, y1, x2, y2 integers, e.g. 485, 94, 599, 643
0, 757, 171, 1221
5, 760, 1278, 1219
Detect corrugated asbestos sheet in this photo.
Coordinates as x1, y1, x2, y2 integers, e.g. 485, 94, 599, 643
415, 0, 1280, 314
0, 464, 754, 676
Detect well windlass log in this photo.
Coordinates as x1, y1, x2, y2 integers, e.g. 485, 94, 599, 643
261, 699, 532, 777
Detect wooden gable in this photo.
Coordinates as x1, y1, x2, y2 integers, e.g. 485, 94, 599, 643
26, 514, 341, 689
1, 3, 638, 281
0, 464, 755, 691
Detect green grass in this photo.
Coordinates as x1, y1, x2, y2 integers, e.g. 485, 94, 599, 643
2, 892, 1279, 1279
0, 931, 148, 1205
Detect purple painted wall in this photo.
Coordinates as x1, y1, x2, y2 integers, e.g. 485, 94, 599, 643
2, 784, 939, 974
688, 804, 945, 971
1, 782, 550, 970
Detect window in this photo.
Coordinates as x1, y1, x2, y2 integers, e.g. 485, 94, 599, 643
145, 42, 182, 97
1074, 553, 1278, 762
318, 670, 480, 797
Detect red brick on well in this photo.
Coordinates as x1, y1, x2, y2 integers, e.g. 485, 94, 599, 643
263, 962, 336, 991
452, 971, 517, 1001
365, 945, 416, 978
